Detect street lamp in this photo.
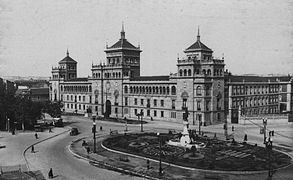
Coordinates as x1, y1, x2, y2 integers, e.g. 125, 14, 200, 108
266, 132, 274, 180
92, 115, 97, 153
263, 118, 267, 144
140, 110, 143, 132
157, 132, 162, 175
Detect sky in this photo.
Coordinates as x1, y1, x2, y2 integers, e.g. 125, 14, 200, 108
0, 0, 292, 77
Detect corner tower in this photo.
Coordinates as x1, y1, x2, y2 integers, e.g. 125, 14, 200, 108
176, 28, 225, 125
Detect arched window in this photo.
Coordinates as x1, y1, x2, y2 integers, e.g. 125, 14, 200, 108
179, 69, 183, 76
207, 69, 211, 76
61, 86, 63, 91
130, 86, 133, 93
118, 72, 121, 78
202, 69, 206, 75
184, 69, 187, 76
163, 87, 166, 94
188, 69, 192, 76
159, 87, 162, 94
156, 86, 159, 94
152, 87, 155, 94
146, 87, 149, 94
124, 86, 128, 93
139, 86, 142, 94
196, 86, 202, 96
142, 86, 145, 94
166, 87, 170, 94
196, 69, 200, 74
149, 87, 152, 94
171, 86, 176, 95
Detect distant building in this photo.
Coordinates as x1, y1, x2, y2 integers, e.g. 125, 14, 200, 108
29, 88, 49, 102
225, 74, 293, 123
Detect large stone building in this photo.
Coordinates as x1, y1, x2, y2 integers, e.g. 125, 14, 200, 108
50, 26, 225, 125
49, 26, 293, 124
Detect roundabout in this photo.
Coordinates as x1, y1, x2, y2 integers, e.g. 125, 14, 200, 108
102, 132, 292, 172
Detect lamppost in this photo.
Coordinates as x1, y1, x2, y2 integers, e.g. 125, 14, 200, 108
263, 118, 267, 144
92, 115, 96, 153
157, 132, 162, 175
140, 110, 143, 132
266, 132, 274, 180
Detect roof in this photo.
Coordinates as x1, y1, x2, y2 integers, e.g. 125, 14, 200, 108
59, 50, 77, 64
130, 76, 170, 81
227, 75, 292, 83
109, 38, 138, 49
30, 88, 49, 95
185, 40, 212, 52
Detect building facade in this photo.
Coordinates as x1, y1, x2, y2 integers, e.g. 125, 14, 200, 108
225, 75, 293, 123
50, 27, 225, 125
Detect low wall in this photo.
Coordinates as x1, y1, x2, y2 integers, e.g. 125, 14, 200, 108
238, 114, 290, 125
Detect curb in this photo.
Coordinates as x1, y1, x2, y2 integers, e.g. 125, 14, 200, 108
23, 127, 71, 173
68, 136, 161, 180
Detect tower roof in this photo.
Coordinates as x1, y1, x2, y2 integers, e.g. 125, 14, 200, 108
59, 50, 77, 64
106, 24, 141, 51
184, 28, 213, 53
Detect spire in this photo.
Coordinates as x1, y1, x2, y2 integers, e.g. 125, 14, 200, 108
66, 49, 69, 57
197, 26, 200, 41
121, 22, 125, 39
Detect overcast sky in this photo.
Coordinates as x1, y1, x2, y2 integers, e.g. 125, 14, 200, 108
0, 0, 292, 77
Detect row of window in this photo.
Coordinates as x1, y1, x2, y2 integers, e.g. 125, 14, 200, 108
134, 109, 172, 118
62, 85, 92, 93
93, 72, 123, 79
125, 85, 176, 95
232, 96, 279, 108
232, 85, 280, 96
179, 68, 223, 77
64, 94, 92, 103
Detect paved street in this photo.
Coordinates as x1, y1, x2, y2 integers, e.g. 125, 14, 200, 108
1, 115, 293, 179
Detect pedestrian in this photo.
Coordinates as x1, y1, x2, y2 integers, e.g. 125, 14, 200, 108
35, 133, 38, 139
147, 159, 150, 170
100, 126, 103, 131
31, 145, 34, 153
49, 127, 52, 133
272, 130, 274, 136
232, 126, 234, 131
48, 168, 53, 179
244, 134, 248, 142
86, 146, 90, 154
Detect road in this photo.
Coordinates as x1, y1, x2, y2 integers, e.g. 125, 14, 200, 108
25, 116, 144, 180
23, 115, 293, 180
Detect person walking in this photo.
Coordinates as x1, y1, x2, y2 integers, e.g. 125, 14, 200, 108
31, 145, 34, 153
35, 133, 38, 139
48, 168, 53, 179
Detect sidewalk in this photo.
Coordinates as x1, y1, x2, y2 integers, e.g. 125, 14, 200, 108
0, 128, 67, 171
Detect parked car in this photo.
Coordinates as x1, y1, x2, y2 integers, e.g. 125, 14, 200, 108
53, 118, 64, 127
70, 127, 79, 136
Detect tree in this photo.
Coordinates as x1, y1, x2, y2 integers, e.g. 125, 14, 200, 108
43, 101, 63, 118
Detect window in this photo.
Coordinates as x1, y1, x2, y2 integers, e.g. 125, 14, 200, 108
172, 100, 175, 109
182, 99, 187, 108
179, 69, 183, 76
134, 98, 137, 105
197, 101, 201, 111
89, 96, 92, 103
188, 69, 191, 76
154, 99, 157, 107
79, 96, 81, 101
67, 104, 69, 108
147, 110, 150, 116
141, 99, 144, 106
71, 95, 73, 101
196, 86, 202, 96
67, 95, 69, 100
134, 109, 137, 115
124, 86, 128, 93
83, 96, 85, 102
125, 97, 128, 106
171, 86, 176, 95
71, 104, 73, 109
83, 105, 85, 110
161, 111, 164, 117
171, 112, 176, 118
95, 106, 98, 111
154, 110, 157, 117
115, 108, 118, 114
79, 104, 81, 110
160, 100, 164, 107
